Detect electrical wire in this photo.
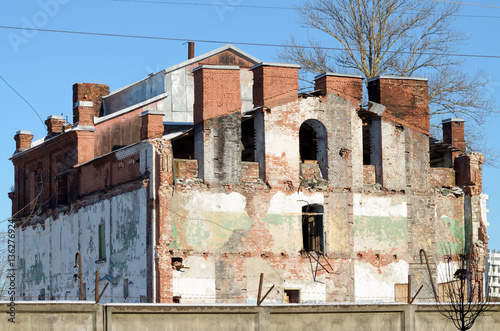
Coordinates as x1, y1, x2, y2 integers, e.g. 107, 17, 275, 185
110, 0, 500, 19
0, 73, 45, 127
1, 25, 500, 59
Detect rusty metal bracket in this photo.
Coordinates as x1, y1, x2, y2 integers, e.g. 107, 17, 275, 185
306, 251, 338, 275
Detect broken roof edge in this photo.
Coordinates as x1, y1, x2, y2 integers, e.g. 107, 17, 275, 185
95, 92, 168, 125
103, 44, 261, 99
367, 75, 428, 83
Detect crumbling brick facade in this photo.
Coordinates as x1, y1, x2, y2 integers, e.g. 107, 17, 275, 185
10, 45, 487, 304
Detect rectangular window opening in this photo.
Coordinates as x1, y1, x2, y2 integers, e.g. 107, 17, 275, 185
98, 223, 106, 260
302, 205, 324, 253
123, 278, 129, 300
284, 289, 300, 303
362, 120, 371, 165
241, 116, 256, 162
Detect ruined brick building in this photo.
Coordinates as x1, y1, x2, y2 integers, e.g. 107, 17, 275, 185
10, 45, 488, 303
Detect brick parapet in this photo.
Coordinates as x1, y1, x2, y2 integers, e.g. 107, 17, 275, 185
251, 63, 300, 109
314, 73, 363, 106
368, 76, 429, 133
193, 65, 241, 124
72, 83, 109, 121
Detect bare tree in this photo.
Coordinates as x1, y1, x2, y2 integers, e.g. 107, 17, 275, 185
437, 252, 490, 331
277, 0, 497, 162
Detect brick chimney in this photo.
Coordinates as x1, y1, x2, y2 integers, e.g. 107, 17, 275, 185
45, 115, 65, 138
314, 73, 363, 105
251, 62, 300, 109
14, 130, 34, 153
140, 110, 164, 140
72, 83, 109, 123
442, 118, 465, 151
193, 65, 241, 124
367, 76, 429, 132
188, 42, 195, 60
73, 101, 95, 126
193, 65, 242, 183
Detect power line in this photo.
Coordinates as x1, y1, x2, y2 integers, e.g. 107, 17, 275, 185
111, 0, 294, 10
111, 0, 500, 18
1, 25, 500, 59
432, 0, 500, 9
0, 73, 45, 127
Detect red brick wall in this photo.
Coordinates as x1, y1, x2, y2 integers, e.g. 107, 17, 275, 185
174, 159, 198, 180
363, 165, 376, 185
141, 112, 164, 140
72, 83, 109, 120
252, 65, 299, 108
429, 168, 455, 188
368, 77, 429, 133
455, 153, 485, 195
443, 120, 465, 152
241, 161, 259, 181
193, 67, 241, 124
314, 74, 363, 105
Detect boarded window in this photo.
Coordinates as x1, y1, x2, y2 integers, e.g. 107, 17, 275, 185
439, 280, 468, 302
302, 205, 324, 252
395, 283, 408, 303
99, 224, 106, 260
284, 289, 300, 303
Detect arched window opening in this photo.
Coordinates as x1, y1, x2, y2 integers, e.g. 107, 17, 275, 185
299, 120, 328, 180
302, 204, 324, 253
299, 123, 317, 162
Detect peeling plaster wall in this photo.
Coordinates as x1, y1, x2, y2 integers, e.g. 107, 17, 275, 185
16, 188, 149, 303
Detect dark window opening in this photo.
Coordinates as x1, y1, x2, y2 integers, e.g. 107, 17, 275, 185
123, 278, 129, 300
57, 176, 68, 206
241, 116, 255, 162
98, 223, 106, 260
172, 131, 195, 159
284, 289, 300, 303
172, 257, 183, 271
299, 123, 317, 162
302, 204, 324, 252
362, 120, 371, 165
173, 295, 181, 303
38, 288, 45, 301
429, 137, 454, 168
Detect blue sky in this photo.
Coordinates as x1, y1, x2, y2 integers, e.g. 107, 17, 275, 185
1, 0, 500, 250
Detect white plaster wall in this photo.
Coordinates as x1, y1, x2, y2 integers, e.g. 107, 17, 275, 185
355, 261, 409, 302
353, 194, 407, 217
173, 256, 216, 303
16, 188, 149, 303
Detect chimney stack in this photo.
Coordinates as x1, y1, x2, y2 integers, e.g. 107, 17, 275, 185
45, 115, 65, 137
14, 130, 34, 153
251, 62, 300, 109
193, 65, 242, 184
314, 73, 363, 105
140, 110, 164, 140
188, 42, 195, 60
442, 118, 465, 151
367, 76, 429, 132
72, 83, 109, 123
